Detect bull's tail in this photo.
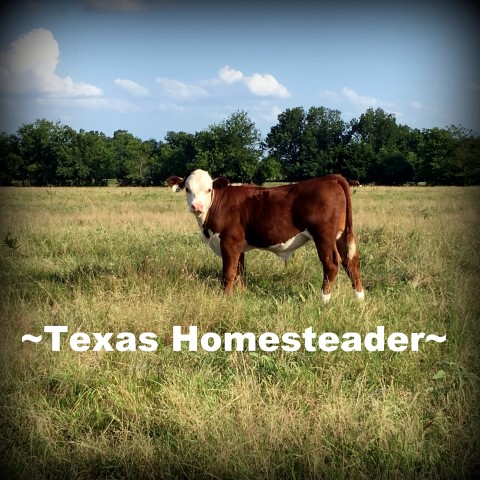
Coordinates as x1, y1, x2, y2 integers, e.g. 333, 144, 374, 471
336, 175, 356, 260
335, 175, 364, 299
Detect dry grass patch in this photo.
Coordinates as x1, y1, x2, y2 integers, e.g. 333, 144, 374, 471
1, 185, 479, 479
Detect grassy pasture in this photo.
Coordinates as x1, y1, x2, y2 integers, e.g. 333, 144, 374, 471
0, 184, 479, 479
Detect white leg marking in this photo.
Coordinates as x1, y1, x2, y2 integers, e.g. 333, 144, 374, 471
354, 289, 365, 301
321, 291, 331, 303
348, 239, 357, 260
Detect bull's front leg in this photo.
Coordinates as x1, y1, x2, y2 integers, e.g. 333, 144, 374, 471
236, 252, 246, 289
220, 236, 244, 295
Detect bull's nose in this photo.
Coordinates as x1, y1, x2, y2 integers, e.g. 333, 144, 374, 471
191, 205, 203, 213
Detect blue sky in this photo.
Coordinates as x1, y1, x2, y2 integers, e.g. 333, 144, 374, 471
0, 0, 479, 140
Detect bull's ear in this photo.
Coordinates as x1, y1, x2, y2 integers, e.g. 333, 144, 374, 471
213, 177, 230, 190
166, 176, 185, 192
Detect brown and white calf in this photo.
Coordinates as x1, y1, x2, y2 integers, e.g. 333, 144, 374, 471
167, 169, 364, 302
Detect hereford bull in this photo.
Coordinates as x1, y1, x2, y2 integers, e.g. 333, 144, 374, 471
167, 170, 364, 302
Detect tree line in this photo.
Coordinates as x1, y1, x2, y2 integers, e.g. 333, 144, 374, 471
1, 107, 479, 186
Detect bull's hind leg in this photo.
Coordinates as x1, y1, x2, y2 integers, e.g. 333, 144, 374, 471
312, 237, 340, 303
336, 232, 364, 300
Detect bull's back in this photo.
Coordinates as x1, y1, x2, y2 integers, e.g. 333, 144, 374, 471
291, 176, 347, 228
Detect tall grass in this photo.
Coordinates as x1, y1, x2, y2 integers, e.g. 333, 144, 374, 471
1, 185, 479, 479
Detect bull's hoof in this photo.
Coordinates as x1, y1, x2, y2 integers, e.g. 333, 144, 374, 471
321, 291, 331, 303
354, 289, 365, 300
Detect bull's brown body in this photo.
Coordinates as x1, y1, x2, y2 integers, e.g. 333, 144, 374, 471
168, 171, 364, 302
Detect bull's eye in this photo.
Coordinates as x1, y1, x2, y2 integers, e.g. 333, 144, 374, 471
206, 188, 212, 194
186, 187, 191, 194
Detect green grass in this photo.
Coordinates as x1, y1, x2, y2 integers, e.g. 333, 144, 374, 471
1, 185, 479, 479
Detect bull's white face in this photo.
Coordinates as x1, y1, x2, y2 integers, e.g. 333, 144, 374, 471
185, 169, 214, 218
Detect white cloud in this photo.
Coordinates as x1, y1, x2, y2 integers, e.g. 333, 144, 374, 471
36, 96, 141, 112
411, 101, 423, 109
217, 65, 290, 98
153, 66, 290, 102
319, 86, 400, 116
158, 102, 186, 112
156, 77, 209, 99
244, 73, 290, 98
340, 87, 400, 117
0, 28, 102, 97
341, 87, 379, 108
218, 65, 243, 84
318, 89, 338, 100
114, 78, 149, 97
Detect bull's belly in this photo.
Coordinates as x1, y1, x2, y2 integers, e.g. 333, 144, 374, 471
262, 230, 312, 261
201, 229, 312, 261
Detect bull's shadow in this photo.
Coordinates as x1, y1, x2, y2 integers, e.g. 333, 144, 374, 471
193, 257, 323, 300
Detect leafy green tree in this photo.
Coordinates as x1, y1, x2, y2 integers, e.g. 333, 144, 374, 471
145, 132, 196, 185
266, 106, 349, 180
447, 125, 480, 185
350, 108, 407, 183
396, 126, 422, 183
110, 130, 151, 183
340, 139, 374, 182
254, 156, 282, 183
265, 107, 305, 180
143, 138, 163, 185
222, 111, 263, 181
194, 111, 262, 182
0, 132, 24, 185
165, 131, 196, 177
55, 124, 87, 185
301, 106, 347, 177
417, 128, 457, 185
2, 112, 478, 187
16, 119, 61, 185
75, 130, 115, 184
376, 148, 413, 185
351, 107, 399, 153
